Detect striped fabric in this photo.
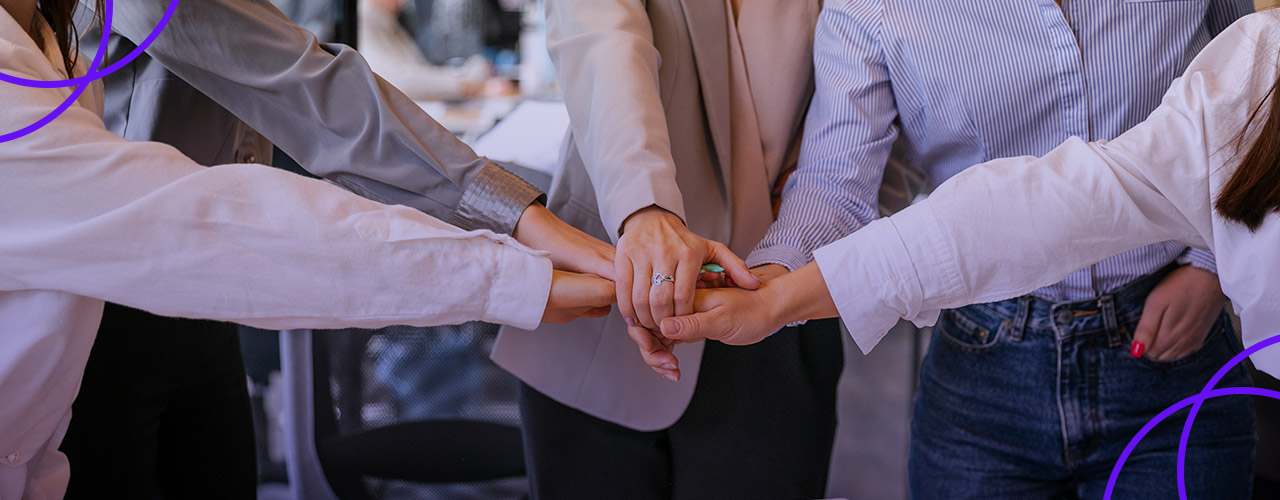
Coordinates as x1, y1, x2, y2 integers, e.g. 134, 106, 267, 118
748, 0, 1254, 301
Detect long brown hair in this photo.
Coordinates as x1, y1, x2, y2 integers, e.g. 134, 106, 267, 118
1217, 74, 1280, 231
33, 0, 105, 77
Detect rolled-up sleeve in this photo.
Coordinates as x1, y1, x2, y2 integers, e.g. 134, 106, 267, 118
748, 0, 899, 271
1178, 247, 1218, 274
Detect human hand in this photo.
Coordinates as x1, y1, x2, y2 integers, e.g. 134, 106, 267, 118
658, 287, 782, 346
542, 270, 616, 324
615, 206, 759, 330
514, 203, 615, 279
661, 262, 839, 346
750, 264, 789, 283
626, 321, 683, 381
1131, 265, 1227, 361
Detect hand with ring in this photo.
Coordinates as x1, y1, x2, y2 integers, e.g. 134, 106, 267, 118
615, 206, 760, 380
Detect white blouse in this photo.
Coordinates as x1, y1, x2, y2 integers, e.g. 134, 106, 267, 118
814, 10, 1280, 377
0, 11, 550, 500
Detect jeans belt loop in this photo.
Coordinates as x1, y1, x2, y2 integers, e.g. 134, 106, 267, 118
1099, 295, 1123, 347
1008, 296, 1031, 341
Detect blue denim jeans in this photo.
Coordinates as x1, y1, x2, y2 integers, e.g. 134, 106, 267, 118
909, 266, 1255, 499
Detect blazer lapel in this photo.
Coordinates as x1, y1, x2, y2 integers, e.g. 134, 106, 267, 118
677, 0, 733, 193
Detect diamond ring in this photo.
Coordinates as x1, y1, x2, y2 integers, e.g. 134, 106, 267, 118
651, 273, 675, 286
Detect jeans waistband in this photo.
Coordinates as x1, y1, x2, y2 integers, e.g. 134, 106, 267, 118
973, 263, 1178, 340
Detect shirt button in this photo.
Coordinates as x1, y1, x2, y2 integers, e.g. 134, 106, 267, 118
1055, 309, 1074, 325
5, 450, 21, 465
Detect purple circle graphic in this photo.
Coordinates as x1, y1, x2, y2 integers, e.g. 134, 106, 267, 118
0, 0, 180, 143
1103, 333, 1280, 499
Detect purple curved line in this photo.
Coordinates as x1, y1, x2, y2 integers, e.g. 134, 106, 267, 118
1104, 333, 1280, 500
0, 0, 113, 142
1175, 333, 1280, 500
0, 0, 179, 89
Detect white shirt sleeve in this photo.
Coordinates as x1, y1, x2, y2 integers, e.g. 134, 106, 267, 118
0, 39, 553, 331
813, 11, 1280, 354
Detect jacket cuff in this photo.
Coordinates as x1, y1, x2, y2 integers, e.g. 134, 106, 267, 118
599, 176, 686, 242
451, 162, 547, 235
1177, 247, 1218, 274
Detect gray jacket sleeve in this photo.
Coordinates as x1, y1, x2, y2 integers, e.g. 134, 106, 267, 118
98, 0, 542, 233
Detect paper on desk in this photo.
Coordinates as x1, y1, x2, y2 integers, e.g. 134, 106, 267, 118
473, 100, 570, 176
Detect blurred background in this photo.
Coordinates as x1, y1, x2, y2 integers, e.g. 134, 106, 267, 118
242, 1, 1280, 499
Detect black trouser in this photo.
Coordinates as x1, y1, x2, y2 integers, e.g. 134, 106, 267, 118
519, 319, 844, 500
61, 304, 257, 500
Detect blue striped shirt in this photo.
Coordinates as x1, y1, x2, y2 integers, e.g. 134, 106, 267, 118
747, 0, 1253, 301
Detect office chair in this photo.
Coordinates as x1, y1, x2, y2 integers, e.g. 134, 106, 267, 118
281, 325, 526, 500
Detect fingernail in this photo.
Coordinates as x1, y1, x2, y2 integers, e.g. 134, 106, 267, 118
726, 276, 736, 288
625, 317, 635, 327
752, 274, 763, 283
664, 319, 681, 336
1130, 341, 1146, 358
662, 363, 677, 370
664, 374, 678, 382
703, 263, 724, 273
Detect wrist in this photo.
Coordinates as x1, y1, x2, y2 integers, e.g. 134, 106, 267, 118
756, 283, 792, 333
768, 263, 839, 326
513, 202, 550, 241
620, 205, 681, 235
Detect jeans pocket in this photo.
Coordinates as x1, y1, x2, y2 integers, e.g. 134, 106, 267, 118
1133, 315, 1231, 370
936, 307, 1003, 353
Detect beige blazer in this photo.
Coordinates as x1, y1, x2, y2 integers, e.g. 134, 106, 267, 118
494, 0, 821, 430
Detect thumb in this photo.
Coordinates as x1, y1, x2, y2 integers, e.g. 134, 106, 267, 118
661, 312, 723, 342
706, 241, 761, 291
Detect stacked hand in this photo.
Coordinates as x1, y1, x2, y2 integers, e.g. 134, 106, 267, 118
615, 206, 760, 381
515, 203, 616, 279
514, 203, 618, 323
543, 270, 616, 323
512, 202, 832, 381
647, 263, 840, 379
518, 200, 1229, 379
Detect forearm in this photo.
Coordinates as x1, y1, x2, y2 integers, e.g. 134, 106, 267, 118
546, 0, 686, 237
1, 94, 553, 330
748, 175, 882, 270
813, 138, 1193, 354
748, 0, 899, 270
103, 0, 541, 233
760, 263, 840, 327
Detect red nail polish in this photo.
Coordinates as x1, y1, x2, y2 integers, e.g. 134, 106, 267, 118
726, 276, 736, 288
1130, 341, 1146, 358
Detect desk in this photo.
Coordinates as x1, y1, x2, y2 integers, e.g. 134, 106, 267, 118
418, 98, 569, 177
